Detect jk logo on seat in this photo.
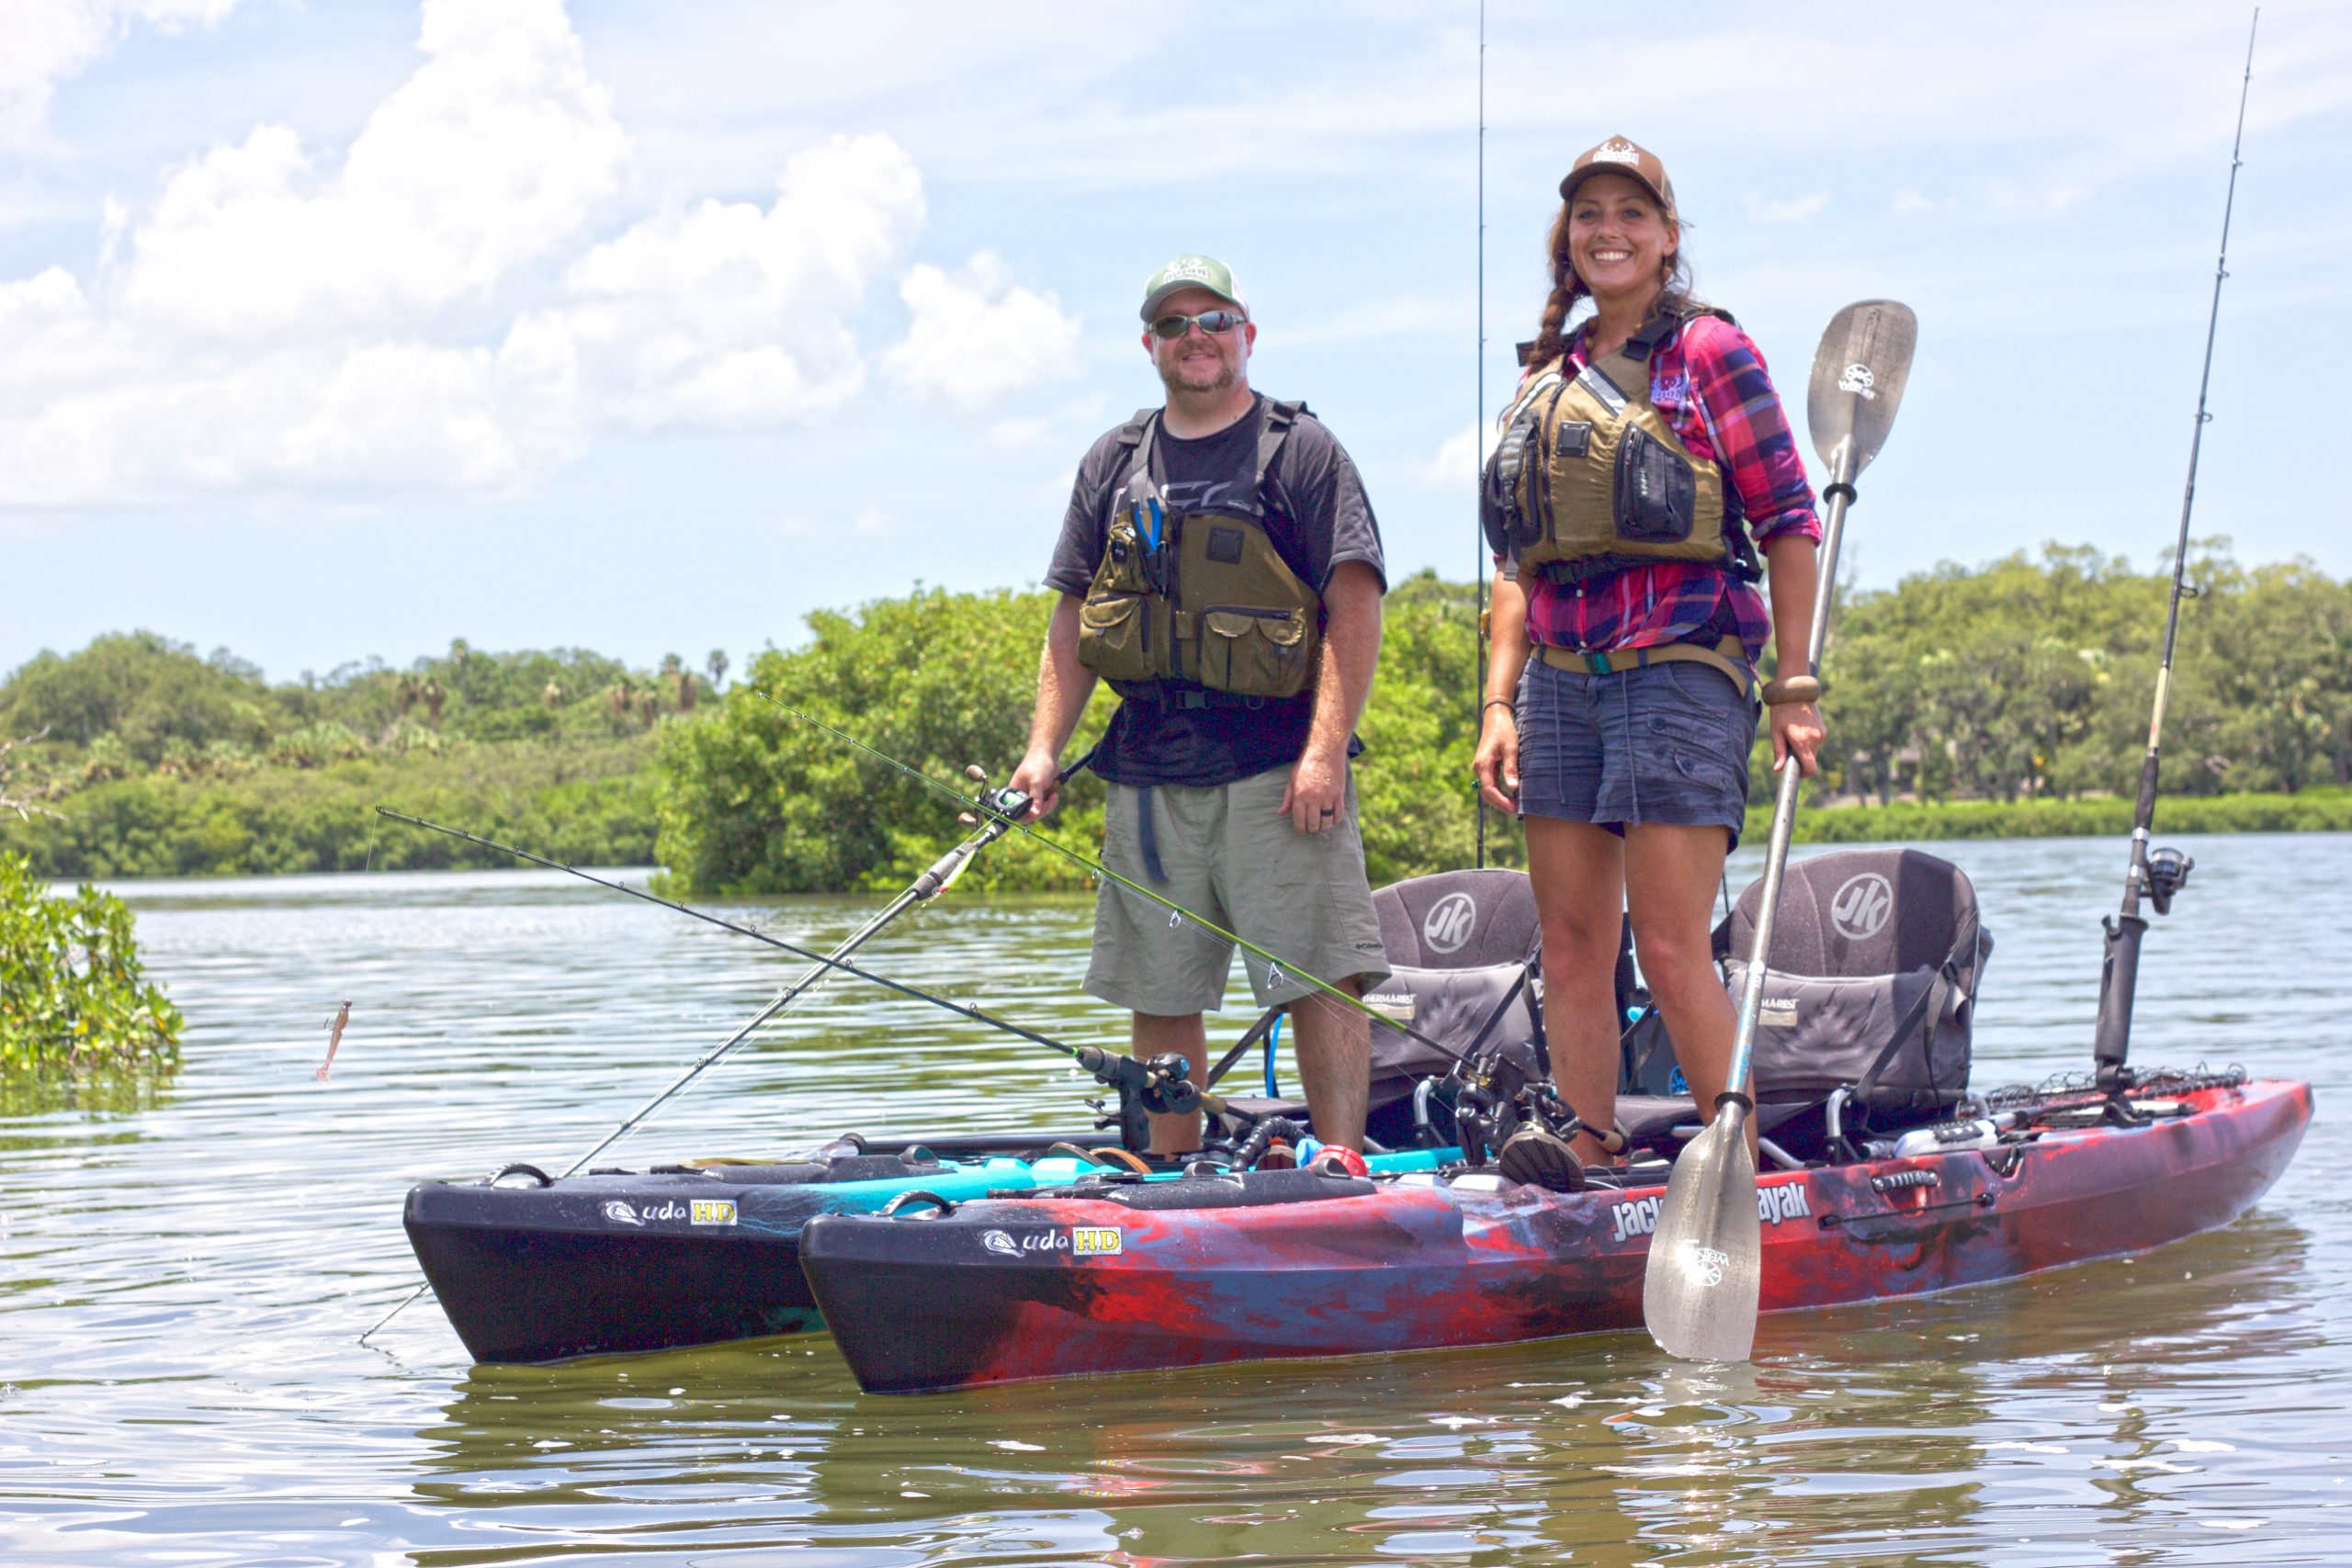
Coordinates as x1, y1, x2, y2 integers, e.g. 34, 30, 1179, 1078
1422, 892, 1477, 954
1830, 873, 1893, 940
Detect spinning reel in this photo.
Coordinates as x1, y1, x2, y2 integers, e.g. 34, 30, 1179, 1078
1437, 1035, 1584, 1169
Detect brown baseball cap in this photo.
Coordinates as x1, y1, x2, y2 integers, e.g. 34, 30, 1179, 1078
1558, 135, 1676, 218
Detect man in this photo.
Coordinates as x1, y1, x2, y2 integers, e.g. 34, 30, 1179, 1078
1006, 254, 1389, 1171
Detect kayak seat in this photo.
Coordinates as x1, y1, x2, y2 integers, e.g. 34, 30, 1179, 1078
1718, 846, 1995, 1136
1211, 867, 1564, 1149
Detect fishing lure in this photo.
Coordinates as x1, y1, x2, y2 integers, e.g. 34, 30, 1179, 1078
316, 1000, 351, 1081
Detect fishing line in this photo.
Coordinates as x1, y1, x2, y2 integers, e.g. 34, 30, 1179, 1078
375, 807, 1095, 1063
358, 809, 1029, 1345
753, 695, 1478, 1070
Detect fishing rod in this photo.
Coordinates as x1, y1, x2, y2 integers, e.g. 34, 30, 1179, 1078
369, 807, 1228, 1115
360, 805, 1023, 1344
752, 694, 1481, 1072
1474, 0, 1489, 870
2091, 8, 2257, 1103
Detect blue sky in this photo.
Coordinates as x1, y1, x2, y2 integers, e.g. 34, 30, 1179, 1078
4, 0, 2348, 682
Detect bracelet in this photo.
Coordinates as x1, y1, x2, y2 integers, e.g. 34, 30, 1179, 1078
1760, 675, 1823, 706
1482, 697, 1516, 715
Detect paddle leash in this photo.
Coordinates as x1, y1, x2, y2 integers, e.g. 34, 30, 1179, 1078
2092, 11, 2257, 1102
1643, 300, 1919, 1363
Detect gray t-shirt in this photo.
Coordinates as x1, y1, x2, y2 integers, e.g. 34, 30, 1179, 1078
1045, 395, 1386, 788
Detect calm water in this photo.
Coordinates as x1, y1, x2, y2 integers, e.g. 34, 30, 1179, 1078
3, 833, 2346, 1566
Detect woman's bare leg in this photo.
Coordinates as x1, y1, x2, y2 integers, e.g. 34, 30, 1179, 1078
1623, 822, 1756, 1161
1522, 817, 1626, 1164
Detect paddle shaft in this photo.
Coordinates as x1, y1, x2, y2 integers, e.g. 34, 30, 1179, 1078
1723, 447, 1858, 1109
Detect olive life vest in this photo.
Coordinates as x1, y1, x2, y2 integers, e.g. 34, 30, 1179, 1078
1077, 399, 1322, 704
1482, 310, 1759, 585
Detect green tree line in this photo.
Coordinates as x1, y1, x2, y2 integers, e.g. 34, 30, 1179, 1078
0, 632, 718, 876
650, 544, 2352, 894
6, 543, 2347, 887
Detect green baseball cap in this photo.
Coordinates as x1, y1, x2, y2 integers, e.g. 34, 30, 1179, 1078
1139, 254, 1248, 321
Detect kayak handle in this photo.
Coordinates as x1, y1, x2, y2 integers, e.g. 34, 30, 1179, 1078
879, 1190, 958, 1218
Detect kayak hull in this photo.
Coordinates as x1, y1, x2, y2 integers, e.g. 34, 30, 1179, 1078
404, 1142, 1453, 1363
798, 1077, 2312, 1393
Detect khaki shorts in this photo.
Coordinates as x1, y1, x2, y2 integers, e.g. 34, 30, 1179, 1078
1086, 764, 1390, 1016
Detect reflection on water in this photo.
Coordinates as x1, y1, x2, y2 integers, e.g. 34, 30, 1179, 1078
1, 837, 2347, 1564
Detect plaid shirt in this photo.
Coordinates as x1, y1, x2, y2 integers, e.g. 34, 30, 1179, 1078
1505, 314, 1820, 661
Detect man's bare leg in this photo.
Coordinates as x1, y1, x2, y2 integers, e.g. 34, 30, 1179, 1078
1287, 978, 1369, 1151
1133, 1011, 1208, 1156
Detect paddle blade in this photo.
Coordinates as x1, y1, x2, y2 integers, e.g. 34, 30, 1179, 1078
1806, 300, 1917, 481
1642, 1107, 1762, 1362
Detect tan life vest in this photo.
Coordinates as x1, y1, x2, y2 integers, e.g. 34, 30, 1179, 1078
1076, 400, 1322, 704
1483, 310, 1758, 584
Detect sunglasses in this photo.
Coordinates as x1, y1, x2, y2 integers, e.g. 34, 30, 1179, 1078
1148, 309, 1248, 340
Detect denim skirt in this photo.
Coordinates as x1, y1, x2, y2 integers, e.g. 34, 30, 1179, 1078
1514, 655, 1758, 849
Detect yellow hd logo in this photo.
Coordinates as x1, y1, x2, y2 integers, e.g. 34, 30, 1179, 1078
1070, 1226, 1123, 1257
690, 1199, 739, 1227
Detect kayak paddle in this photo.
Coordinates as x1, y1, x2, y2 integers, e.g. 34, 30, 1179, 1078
1642, 299, 1919, 1362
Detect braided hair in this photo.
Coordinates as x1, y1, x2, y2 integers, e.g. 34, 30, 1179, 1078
1525, 203, 1701, 368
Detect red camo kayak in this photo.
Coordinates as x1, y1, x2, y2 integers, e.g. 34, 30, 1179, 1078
798, 1076, 2312, 1394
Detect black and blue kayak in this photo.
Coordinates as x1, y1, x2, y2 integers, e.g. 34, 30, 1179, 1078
405, 1134, 1459, 1363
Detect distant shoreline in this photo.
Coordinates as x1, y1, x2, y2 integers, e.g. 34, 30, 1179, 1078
1757, 788, 2352, 844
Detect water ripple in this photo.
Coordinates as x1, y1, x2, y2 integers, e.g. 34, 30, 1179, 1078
2, 837, 2347, 1564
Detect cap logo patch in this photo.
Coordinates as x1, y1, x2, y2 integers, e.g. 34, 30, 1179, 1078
1595, 139, 1641, 164
1163, 257, 1214, 282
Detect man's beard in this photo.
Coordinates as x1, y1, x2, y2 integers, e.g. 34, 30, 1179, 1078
1158, 355, 1239, 395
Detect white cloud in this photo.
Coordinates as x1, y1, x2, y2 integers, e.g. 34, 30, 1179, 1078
117, 0, 628, 340
0, 0, 243, 148
1419, 421, 1500, 491
565, 132, 924, 429
883, 251, 1080, 413
0, 4, 1075, 505
1745, 190, 1830, 224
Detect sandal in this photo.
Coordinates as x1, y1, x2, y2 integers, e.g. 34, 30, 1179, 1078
1498, 1123, 1586, 1193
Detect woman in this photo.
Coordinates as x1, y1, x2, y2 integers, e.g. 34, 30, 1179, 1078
1473, 135, 1824, 1181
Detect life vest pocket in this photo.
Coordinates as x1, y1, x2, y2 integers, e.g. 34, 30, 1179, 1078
1200, 606, 1312, 699
1080, 592, 1159, 684
1613, 424, 1698, 544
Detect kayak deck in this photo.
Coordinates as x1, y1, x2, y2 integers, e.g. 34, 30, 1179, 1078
798, 1077, 2312, 1394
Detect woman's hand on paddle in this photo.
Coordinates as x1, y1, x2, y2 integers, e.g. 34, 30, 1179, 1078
1005, 749, 1062, 819
1473, 704, 1520, 812
1770, 700, 1826, 777
1281, 748, 1346, 834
